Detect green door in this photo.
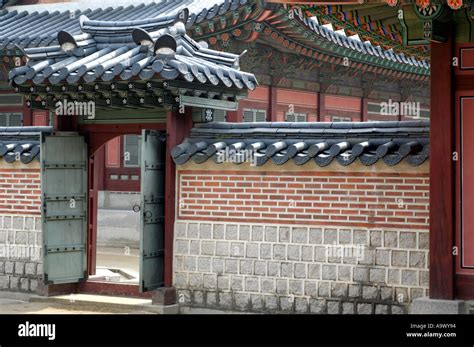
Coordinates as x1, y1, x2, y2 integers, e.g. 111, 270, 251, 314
140, 130, 165, 292
41, 132, 87, 284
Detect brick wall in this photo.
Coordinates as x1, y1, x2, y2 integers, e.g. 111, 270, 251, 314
0, 168, 41, 215
174, 162, 429, 314
177, 171, 428, 229
0, 163, 43, 292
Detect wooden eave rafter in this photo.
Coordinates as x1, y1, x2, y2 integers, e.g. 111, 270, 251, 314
258, 23, 428, 80
15, 80, 247, 111
265, 9, 428, 73
303, 5, 430, 59
193, 2, 263, 39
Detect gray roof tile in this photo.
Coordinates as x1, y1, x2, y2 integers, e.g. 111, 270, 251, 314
0, 1, 249, 49
173, 121, 429, 167
0, 126, 52, 164
8, 8, 257, 90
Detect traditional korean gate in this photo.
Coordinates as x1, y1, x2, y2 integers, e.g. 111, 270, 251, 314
41, 132, 88, 284
139, 129, 166, 292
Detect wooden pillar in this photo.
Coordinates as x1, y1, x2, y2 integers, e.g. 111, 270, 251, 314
317, 92, 326, 122
56, 114, 78, 131
22, 105, 33, 126
361, 97, 368, 122
268, 85, 278, 121
87, 146, 105, 276
164, 109, 193, 287
429, 28, 455, 300
226, 110, 240, 122
398, 97, 403, 121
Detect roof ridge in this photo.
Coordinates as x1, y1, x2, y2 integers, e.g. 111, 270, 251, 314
172, 121, 430, 167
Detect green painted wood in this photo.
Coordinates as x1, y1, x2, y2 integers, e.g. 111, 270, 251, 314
139, 129, 165, 292
41, 132, 87, 284
78, 109, 167, 125
454, 9, 474, 43
400, 4, 452, 46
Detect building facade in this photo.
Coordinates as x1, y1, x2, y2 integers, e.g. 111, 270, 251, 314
8, 0, 474, 315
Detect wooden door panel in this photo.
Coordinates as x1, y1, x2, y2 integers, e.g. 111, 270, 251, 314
461, 97, 474, 268
139, 130, 165, 292
41, 133, 87, 284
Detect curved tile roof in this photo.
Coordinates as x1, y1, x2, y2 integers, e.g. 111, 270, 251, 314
8, 9, 258, 90
0, 0, 250, 50
0, 0, 428, 75
290, 9, 429, 74
172, 121, 430, 167
0, 126, 51, 164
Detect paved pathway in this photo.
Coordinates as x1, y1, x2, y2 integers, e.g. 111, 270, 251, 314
0, 292, 246, 314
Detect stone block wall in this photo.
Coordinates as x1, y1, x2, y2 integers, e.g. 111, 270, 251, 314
0, 164, 42, 293
173, 162, 429, 313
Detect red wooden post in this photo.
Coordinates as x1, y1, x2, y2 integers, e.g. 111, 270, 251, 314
429, 30, 455, 299
87, 146, 105, 276
226, 110, 240, 122
56, 114, 78, 131
269, 85, 278, 121
317, 92, 326, 122
164, 109, 193, 287
361, 97, 368, 122
22, 105, 33, 126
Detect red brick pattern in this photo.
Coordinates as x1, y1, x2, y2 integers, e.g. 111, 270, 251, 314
177, 170, 429, 230
0, 169, 41, 215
